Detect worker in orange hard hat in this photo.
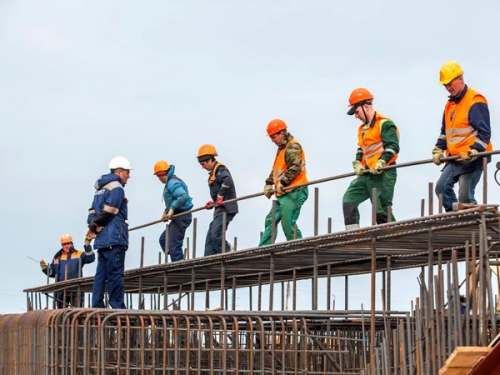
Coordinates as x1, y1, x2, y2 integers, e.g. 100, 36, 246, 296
432, 61, 493, 211
40, 234, 95, 308
197, 144, 238, 255
259, 119, 308, 246
153, 160, 193, 262
343, 88, 400, 230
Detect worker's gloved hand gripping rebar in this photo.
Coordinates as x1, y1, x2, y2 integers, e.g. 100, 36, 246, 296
161, 209, 174, 222
205, 200, 214, 210
369, 159, 386, 175
432, 146, 445, 166
263, 185, 273, 199
352, 160, 364, 177
216, 195, 225, 206
40, 260, 48, 271
459, 148, 478, 162
276, 182, 286, 195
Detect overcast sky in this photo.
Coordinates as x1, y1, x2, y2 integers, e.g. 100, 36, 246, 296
1, 0, 499, 313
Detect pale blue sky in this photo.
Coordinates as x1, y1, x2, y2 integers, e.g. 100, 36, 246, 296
1, 0, 499, 313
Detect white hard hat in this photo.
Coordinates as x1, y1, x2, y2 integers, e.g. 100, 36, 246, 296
109, 156, 133, 170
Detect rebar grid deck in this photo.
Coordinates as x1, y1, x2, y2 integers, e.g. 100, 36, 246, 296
24, 206, 500, 296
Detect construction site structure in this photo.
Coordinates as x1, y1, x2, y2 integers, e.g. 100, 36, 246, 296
2, 153, 500, 374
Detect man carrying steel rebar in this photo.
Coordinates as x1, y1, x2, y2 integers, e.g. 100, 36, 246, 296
197, 144, 238, 255
432, 61, 493, 212
87, 156, 131, 309
153, 159, 193, 261
343, 88, 400, 230
259, 119, 308, 246
40, 234, 95, 308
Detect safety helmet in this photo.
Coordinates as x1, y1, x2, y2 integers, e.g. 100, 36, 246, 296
197, 144, 218, 158
153, 160, 170, 175
439, 61, 464, 85
266, 119, 287, 136
347, 88, 374, 115
109, 156, 133, 170
348, 88, 374, 106
60, 234, 73, 245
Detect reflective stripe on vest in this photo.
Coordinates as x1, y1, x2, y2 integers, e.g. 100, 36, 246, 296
444, 87, 492, 155
271, 139, 308, 191
358, 114, 399, 169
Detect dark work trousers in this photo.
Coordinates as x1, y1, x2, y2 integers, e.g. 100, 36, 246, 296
159, 213, 192, 262
204, 213, 236, 256
91, 246, 127, 309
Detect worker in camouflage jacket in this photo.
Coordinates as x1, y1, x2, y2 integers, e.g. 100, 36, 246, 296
259, 119, 309, 246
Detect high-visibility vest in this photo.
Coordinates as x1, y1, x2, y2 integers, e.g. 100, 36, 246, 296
444, 87, 492, 156
358, 113, 399, 169
272, 139, 308, 195
208, 162, 225, 185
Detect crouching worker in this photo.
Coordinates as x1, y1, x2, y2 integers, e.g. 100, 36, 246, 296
153, 160, 193, 262
40, 234, 95, 308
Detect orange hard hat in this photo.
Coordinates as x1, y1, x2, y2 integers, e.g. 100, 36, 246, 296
197, 144, 218, 158
266, 119, 287, 136
60, 234, 73, 244
153, 160, 170, 175
347, 88, 374, 115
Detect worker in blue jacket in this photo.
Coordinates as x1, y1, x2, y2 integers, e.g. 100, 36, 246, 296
87, 156, 131, 309
153, 160, 193, 262
40, 233, 95, 308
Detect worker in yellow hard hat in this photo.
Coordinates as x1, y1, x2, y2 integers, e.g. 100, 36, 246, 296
153, 160, 193, 261
432, 61, 493, 211
343, 88, 400, 229
40, 234, 95, 308
197, 144, 238, 255
259, 119, 308, 246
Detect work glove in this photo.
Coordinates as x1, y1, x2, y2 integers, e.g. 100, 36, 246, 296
369, 159, 386, 175
432, 146, 445, 166
459, 149, 478, 162
40, 260, 48, 271
84, 235, 94, 246
263, 185, 273, 199
352, 160, 364, 177
216, 195, 225, 206
161, 209, 175, 222
205, 200, 214, 210
276, 182, 286, 195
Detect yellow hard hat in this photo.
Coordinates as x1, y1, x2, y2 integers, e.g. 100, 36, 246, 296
439, 61, 464, 85
197, 144, 218, 158
60, 234, 73, 244
153, 160, 170, 175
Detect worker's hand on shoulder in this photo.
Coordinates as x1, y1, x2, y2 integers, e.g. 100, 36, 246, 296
84, 235, 94, 246
352, 160, 364, 177
369, 159, 386, 175
263, 185, 273, 199
40, 260, 48, 271
432, 147, 445, 166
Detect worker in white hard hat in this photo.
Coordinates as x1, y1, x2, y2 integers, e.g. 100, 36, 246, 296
40, 234, 95, 308
432, 61, 493, 211
86, 156, 131, 309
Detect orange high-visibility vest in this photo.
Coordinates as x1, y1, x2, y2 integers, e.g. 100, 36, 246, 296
444, 87, 492, 156
272, 139, 308, 195
358, 113, 399, 169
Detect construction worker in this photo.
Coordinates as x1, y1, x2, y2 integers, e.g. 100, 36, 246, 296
87, 156, 131, 309
432, 61, 492, 211
40, 234, 95, 308
259, 119, 308, 246
197, 144, 238, 255
153, 160, 193, 261
343, 88, 400, 229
